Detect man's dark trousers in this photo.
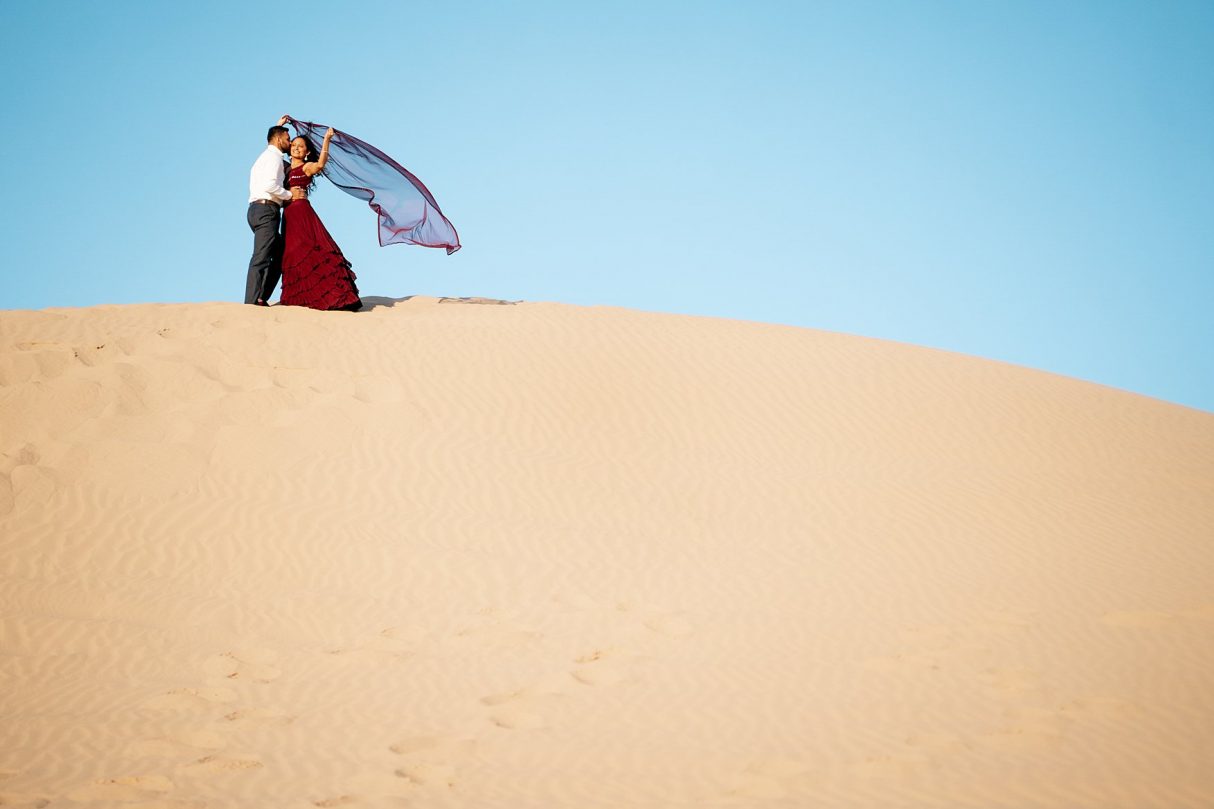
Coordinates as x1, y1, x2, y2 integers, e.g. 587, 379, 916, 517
245, 201, 283, 304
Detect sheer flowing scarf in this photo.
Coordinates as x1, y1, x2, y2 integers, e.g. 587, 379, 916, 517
287, 117, 460, 255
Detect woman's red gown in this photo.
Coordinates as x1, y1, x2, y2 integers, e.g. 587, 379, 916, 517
279, 165, 362, 311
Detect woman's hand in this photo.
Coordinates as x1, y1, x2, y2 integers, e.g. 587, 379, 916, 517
313, 127, 336, 173
277, 114, 291, 126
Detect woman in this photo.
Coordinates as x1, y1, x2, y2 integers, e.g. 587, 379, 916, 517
279, 127, 362, 311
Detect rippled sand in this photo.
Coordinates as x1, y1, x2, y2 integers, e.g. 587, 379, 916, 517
2, 296, 1212, 808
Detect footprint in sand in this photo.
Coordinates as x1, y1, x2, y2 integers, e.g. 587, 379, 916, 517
613, 600, 695, 637
388, 734, 475, 790
66, 775, 174, 802
486, 707, 547, 730
570, 647, 635, 687
126, 730, 227, 758
642, 613, 694, 638
9, 464, 58, 512
143, 687, 238, 712
70, 342, 126, 368
571, 666, 626, 687
389, 735, 477, 758
352, 375, 405, 404
480, 689, 556, 730
327, 647, 413, 665
0, 444, 38, 473
324, 626, 422, 663
1, 445, 57, 514
178, 753, 262, 777
270, 367, 317, 390
201, 650, 282, 683
312, 795, 358, 807
451, 622, 541, 650
378, 624, 429, 646
338, 772, 412, 800
395, 761, 458, 789
15, 340, 73, 353
182, 755, 263, 774
221, 707, 294, 725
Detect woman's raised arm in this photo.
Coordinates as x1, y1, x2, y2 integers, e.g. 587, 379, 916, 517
304, 127, 336, 177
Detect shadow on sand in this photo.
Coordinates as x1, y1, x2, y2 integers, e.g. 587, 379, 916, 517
358, 295, 521, 312
357, 296, 416, 312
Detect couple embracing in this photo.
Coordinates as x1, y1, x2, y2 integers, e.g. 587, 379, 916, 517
245, 115, 360, 312
243, 114, 462, 310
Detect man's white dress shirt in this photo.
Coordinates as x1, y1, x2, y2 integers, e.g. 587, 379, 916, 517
249, 145, 292, 204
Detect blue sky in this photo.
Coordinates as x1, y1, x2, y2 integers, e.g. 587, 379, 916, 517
3, 1, 1212, 411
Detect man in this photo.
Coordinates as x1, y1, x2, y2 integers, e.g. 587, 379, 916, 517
245, 115, 293, 305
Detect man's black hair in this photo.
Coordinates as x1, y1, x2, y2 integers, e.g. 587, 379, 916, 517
266, 125, 289, 143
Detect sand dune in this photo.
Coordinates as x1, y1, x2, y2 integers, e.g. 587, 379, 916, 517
2, 296, 1212, 808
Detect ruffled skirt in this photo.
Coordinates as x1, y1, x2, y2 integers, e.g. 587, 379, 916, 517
280, 199, 361, 311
